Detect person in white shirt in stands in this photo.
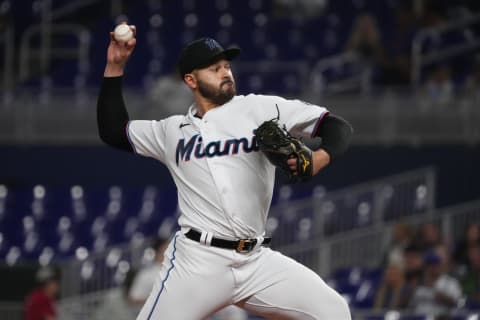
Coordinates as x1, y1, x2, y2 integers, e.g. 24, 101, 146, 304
409, 250, 463, 317
129, 237, 169, 305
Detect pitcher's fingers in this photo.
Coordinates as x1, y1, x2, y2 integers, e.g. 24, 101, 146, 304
287, 158, 297, 165
126, 38, 136, 48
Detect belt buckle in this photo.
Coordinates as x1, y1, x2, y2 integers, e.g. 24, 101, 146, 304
236, 239, 257, 253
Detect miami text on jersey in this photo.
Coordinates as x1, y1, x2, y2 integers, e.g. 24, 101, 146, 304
176, 134, 259, 165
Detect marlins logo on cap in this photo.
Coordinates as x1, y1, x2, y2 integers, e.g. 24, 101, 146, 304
205, 38, 219, 50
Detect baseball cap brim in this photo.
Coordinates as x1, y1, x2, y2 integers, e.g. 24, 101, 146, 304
220, 47, 241, 61
188, 47, 241, 73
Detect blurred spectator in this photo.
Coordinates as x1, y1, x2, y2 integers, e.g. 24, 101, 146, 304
402, 244, 424, 307
147, 72, 192, 117
454, 223, 480, 267
383, 222, 413, 269
382, 3, 418, 86
345, 13, 386, 66
418, 0, 448, 28
0, 0, 12, 33
420, 65, 455, 107
408, 250, 463, 317
459, 244, 480, 309
128, 237, 169, 305
93, 269, 138, 320
435, 243, 454, 272
460, 0, 480, 13
273, 0, 327, 20
24, 267, 60, 320
374, 264, 408, 310
344, 13, 398, 89
414, 222, 445, 251
464, 60, 480, 99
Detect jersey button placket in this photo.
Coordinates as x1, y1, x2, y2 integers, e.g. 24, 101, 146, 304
201, 119, 231, 217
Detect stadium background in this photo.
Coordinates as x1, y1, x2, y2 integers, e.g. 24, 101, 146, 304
1, 0, 480, 319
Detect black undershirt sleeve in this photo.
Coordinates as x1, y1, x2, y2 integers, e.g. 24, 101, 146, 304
96, 76, 134, 152
313, 114, 353, 160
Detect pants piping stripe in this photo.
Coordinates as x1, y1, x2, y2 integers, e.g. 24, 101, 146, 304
146, 235, 178, 320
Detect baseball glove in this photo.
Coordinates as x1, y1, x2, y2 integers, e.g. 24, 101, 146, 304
254, 119, 313, 181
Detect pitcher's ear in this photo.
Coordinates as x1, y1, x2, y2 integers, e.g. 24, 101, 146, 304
184, 73, 196, 89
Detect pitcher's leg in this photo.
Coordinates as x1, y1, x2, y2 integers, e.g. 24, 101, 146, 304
136, 234, 235, 320
239, 250, 351, 320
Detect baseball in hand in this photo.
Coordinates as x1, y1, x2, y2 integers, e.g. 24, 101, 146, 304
114, 24, 133, 42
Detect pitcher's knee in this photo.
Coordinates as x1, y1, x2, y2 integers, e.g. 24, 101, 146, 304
335, 294, 352, 319
308, 290, 351, 319
325, 293, 351, 319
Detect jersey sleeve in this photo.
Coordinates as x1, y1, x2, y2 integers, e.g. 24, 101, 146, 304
257, 95, 329, 138
126, 120, 167, 162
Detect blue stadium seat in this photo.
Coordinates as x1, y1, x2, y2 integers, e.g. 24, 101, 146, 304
332, 266, 364, 285
0, 183, 180, 262
352, 280, 377, 309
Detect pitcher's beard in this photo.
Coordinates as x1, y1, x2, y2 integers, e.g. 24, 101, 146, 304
197, 79, 236, 106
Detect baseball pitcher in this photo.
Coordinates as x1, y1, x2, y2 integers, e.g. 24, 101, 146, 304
97, 24, 353, 319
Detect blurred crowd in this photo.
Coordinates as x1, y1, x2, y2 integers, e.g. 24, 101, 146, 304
1, 0, 479, 106
343, 0, 480, 103
375, 222, 480, 317
146, 0, 480, 114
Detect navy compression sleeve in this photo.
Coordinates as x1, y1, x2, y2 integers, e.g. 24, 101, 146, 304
313, 114, 353, 160
96, 76, 134, 152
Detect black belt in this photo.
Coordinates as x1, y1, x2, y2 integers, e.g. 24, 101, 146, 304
184, 229, 271, 253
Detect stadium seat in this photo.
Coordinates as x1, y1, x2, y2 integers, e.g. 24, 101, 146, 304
352, 280, 377, 309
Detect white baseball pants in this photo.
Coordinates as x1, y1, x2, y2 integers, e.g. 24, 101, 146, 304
135, 231, 351, 320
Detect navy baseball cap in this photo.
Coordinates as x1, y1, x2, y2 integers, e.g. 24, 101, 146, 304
177, 38, 241, 77
423, 250, 442, 265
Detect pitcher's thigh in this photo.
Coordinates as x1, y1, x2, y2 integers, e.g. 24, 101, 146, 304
242, 254, 351, 320
136, 236, 235, 320
136, 262, 235, 320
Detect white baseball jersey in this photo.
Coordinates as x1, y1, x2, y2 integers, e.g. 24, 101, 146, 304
126, 94, 328, 239
127, 94, 352, 320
